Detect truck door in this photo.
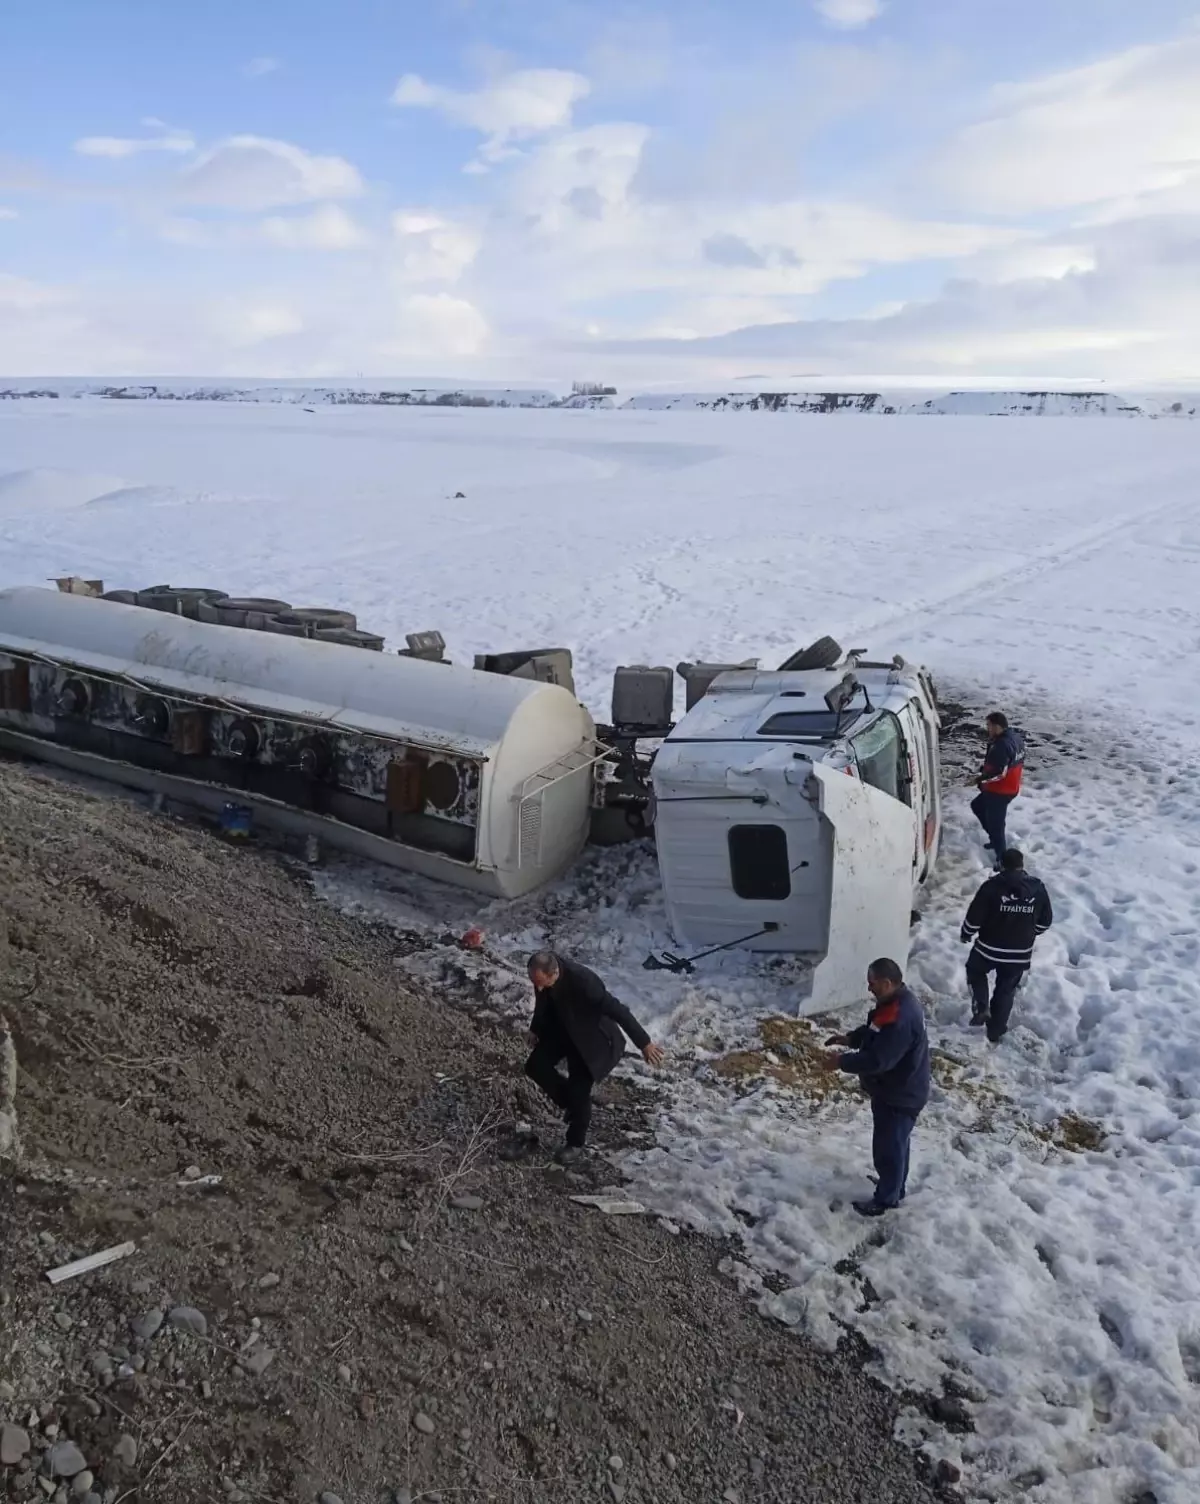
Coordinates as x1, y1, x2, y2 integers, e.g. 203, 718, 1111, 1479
850, 710, 920, 876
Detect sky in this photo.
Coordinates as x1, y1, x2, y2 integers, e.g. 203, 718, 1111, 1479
2, 0, 1200, 386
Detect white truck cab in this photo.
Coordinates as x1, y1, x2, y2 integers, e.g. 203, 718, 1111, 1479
651, 651, 941, 1013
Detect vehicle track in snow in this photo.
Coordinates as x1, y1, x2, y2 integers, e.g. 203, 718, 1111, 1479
838, 486, 1198, 647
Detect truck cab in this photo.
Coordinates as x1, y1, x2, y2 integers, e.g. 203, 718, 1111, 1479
650, 651, 941, 1013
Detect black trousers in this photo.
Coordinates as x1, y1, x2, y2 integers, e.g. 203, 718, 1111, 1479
524, 1022, 595, 1148
970, 791, 1015, 857
967, 956, 1025, 1042
871, 1100, 918, 1209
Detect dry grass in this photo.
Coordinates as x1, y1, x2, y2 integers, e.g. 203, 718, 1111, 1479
713, 1017, 1014, 1114
712, 1016, 850, 1104
1035, 1111, 1106, 1153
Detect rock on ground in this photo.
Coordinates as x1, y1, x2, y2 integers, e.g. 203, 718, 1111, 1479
0, 761, 943, 1504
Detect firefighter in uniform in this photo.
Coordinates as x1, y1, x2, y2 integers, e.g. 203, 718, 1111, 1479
961, 849, 1053, 1043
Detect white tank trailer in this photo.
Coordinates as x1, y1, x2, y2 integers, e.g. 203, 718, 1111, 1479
0, 587, 603, 899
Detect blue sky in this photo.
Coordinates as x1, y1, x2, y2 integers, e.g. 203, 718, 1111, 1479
2, 0, 1199, 382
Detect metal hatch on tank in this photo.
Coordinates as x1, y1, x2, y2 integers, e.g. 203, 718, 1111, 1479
650, 642, 942, 1014
0, 587, 606, 899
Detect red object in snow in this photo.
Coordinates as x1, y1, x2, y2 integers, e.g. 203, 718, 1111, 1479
461, 928, 484, 949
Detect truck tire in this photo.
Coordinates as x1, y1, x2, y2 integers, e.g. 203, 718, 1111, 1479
278, 608, 358, 631
315, 627, 384, 650
778, 635, 842, 672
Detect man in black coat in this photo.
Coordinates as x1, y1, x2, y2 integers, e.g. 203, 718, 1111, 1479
961, 849, 1053, 1043
524, 951, 664, 1164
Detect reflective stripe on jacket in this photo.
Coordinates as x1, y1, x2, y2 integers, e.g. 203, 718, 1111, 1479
961, 869, 1053, 969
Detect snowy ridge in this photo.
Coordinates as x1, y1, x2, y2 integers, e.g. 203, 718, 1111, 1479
0, 380, 562, 408
625, 389, 1200, 418
0, 381, 1198, 417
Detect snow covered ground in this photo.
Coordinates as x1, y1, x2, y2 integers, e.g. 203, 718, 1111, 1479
1, 398, 1198, 1501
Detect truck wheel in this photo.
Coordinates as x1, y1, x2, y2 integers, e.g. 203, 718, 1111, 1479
778, 635, 842, 672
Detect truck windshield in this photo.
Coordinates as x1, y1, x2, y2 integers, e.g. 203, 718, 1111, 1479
757, 710, 862, 738
850, 712, 909, 804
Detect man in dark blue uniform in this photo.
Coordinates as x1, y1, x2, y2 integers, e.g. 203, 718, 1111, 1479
524, 951, 664, 1164
961, 849, 1053, 1043
826, 959, 931, 1218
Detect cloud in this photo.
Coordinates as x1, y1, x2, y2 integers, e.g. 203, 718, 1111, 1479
160, 204, 370, 251
75, 132, 196, 158
492, 117, 1018, 307
243, 57, 282, 78
813, 0, 884, 30
0, 208, 18, 221
392, 211, 479, 282
938, 34, 1200, 215
256, 204, 367, 249
7, 22, 1198, 383
212, 300, 305, 348
0, 271, 66, 311
703, 233, 768, 269
174, 136, 364, 210
382, 292, 489, 358
591, 211, 1200, 380
503, 122, 648, 231
392, 67, 590, 163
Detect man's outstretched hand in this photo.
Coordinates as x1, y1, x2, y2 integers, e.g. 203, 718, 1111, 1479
642, 1042, 666, 1067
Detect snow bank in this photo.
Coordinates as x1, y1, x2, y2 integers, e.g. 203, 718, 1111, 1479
0, 467, 129, 514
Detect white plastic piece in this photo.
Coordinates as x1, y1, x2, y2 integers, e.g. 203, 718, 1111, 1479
46, 1241, 136, 1284
569, 1195, 649, 1215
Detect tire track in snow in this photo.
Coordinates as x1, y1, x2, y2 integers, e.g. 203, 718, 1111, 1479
837, 488, 1197, 645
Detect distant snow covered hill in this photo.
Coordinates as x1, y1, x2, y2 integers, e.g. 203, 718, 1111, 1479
623, 389, 1200, 417
0, 381, 563, 409
0, 381, 1197, 417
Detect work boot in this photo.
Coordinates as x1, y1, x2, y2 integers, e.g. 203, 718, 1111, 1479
554, 1144, 584, 1167
969, 1010, 988, 1027
852, 1199, 889, 1218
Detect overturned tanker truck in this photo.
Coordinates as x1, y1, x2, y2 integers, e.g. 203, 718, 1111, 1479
0, 581, 941, 1010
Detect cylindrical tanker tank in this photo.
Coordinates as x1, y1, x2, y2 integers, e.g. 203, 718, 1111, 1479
0, 587, 602, 899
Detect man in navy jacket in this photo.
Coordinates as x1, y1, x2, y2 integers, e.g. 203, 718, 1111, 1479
970, 711, 1026, 861
826, 959, 931, 1218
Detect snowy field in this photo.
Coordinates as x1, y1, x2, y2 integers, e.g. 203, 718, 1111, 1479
1, 398, 1199, 1502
